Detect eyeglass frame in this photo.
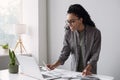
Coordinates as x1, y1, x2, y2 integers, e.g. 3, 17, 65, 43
65, 18, 80, 25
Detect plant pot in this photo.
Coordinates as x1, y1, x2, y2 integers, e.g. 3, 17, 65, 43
8, 64, 19, 73
3, 49, 9, 54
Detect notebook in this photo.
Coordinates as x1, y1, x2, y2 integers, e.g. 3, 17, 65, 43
16, 55, 45, 80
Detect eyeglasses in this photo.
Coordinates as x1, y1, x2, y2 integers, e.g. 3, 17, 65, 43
65, 19, 79, 25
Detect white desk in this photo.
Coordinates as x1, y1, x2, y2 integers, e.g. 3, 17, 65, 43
0, 69, 42, 80
0, 69, 114, 80
0, 55, 114, 80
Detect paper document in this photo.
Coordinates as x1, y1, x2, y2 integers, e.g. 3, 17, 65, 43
41, 67, 100, 80
41, 68, 81, 79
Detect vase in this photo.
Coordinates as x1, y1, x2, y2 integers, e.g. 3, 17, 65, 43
8, 64, 19, 73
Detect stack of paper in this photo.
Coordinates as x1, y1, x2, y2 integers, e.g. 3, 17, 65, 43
41, 68, 81, 79
41, 68, 100, 80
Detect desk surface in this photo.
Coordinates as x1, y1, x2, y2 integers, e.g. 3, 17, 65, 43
40, 67, 114, 80
0, 55, 114, 80
0, 69, 113, 80
0, 69, 41, 80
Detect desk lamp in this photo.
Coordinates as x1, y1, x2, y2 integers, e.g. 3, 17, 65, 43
14, 24, 27, 54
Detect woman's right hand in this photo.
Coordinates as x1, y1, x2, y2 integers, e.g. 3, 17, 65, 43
47, 60, 61, 70
47, 64, 56, 70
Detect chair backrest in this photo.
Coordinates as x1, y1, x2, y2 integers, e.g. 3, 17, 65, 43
0, 55, 9, 70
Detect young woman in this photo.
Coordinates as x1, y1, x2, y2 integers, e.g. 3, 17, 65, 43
47, 4, 101, 76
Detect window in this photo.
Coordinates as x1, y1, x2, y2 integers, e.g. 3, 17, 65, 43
0, 0, 22, 49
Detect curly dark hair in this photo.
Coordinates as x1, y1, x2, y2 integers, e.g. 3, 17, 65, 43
67, 4, 95, 27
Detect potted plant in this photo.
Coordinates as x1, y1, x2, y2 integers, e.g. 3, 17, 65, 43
1, 43, 9, 49
8, 49, 19, 73
0, 43, 9, 54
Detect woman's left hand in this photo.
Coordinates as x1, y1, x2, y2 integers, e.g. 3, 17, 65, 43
82, 64, 92, 76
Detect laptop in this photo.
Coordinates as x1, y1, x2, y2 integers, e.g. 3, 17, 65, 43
16, 55, 45, 80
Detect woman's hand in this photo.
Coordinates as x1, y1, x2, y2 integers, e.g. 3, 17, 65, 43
82, 64, 92, 76
47, 64, 56, 70
47, 60, 61, 70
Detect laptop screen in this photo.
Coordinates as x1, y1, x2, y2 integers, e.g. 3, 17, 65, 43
16, 55, 45, 80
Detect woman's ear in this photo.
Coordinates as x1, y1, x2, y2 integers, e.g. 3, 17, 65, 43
80, 18, 83, 22
79, 18, 83, 24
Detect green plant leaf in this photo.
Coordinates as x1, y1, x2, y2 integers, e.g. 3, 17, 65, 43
9, 49, 12, 59
9, 49, 16, 65
2, 43, 9, 49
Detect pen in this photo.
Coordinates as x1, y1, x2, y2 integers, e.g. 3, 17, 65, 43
42, 61, 50, 71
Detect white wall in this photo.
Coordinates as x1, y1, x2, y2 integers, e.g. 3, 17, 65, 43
22, 0, 47, 65
38, 0, 47, 65
47, 0, 120, 80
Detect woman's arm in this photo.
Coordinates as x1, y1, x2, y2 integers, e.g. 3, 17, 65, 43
47, 60, 61, 70
88, 29, 101, 66
47, 30, 71, 70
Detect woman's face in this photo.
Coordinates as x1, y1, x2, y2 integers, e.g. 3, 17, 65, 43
66, 13, 82, 31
